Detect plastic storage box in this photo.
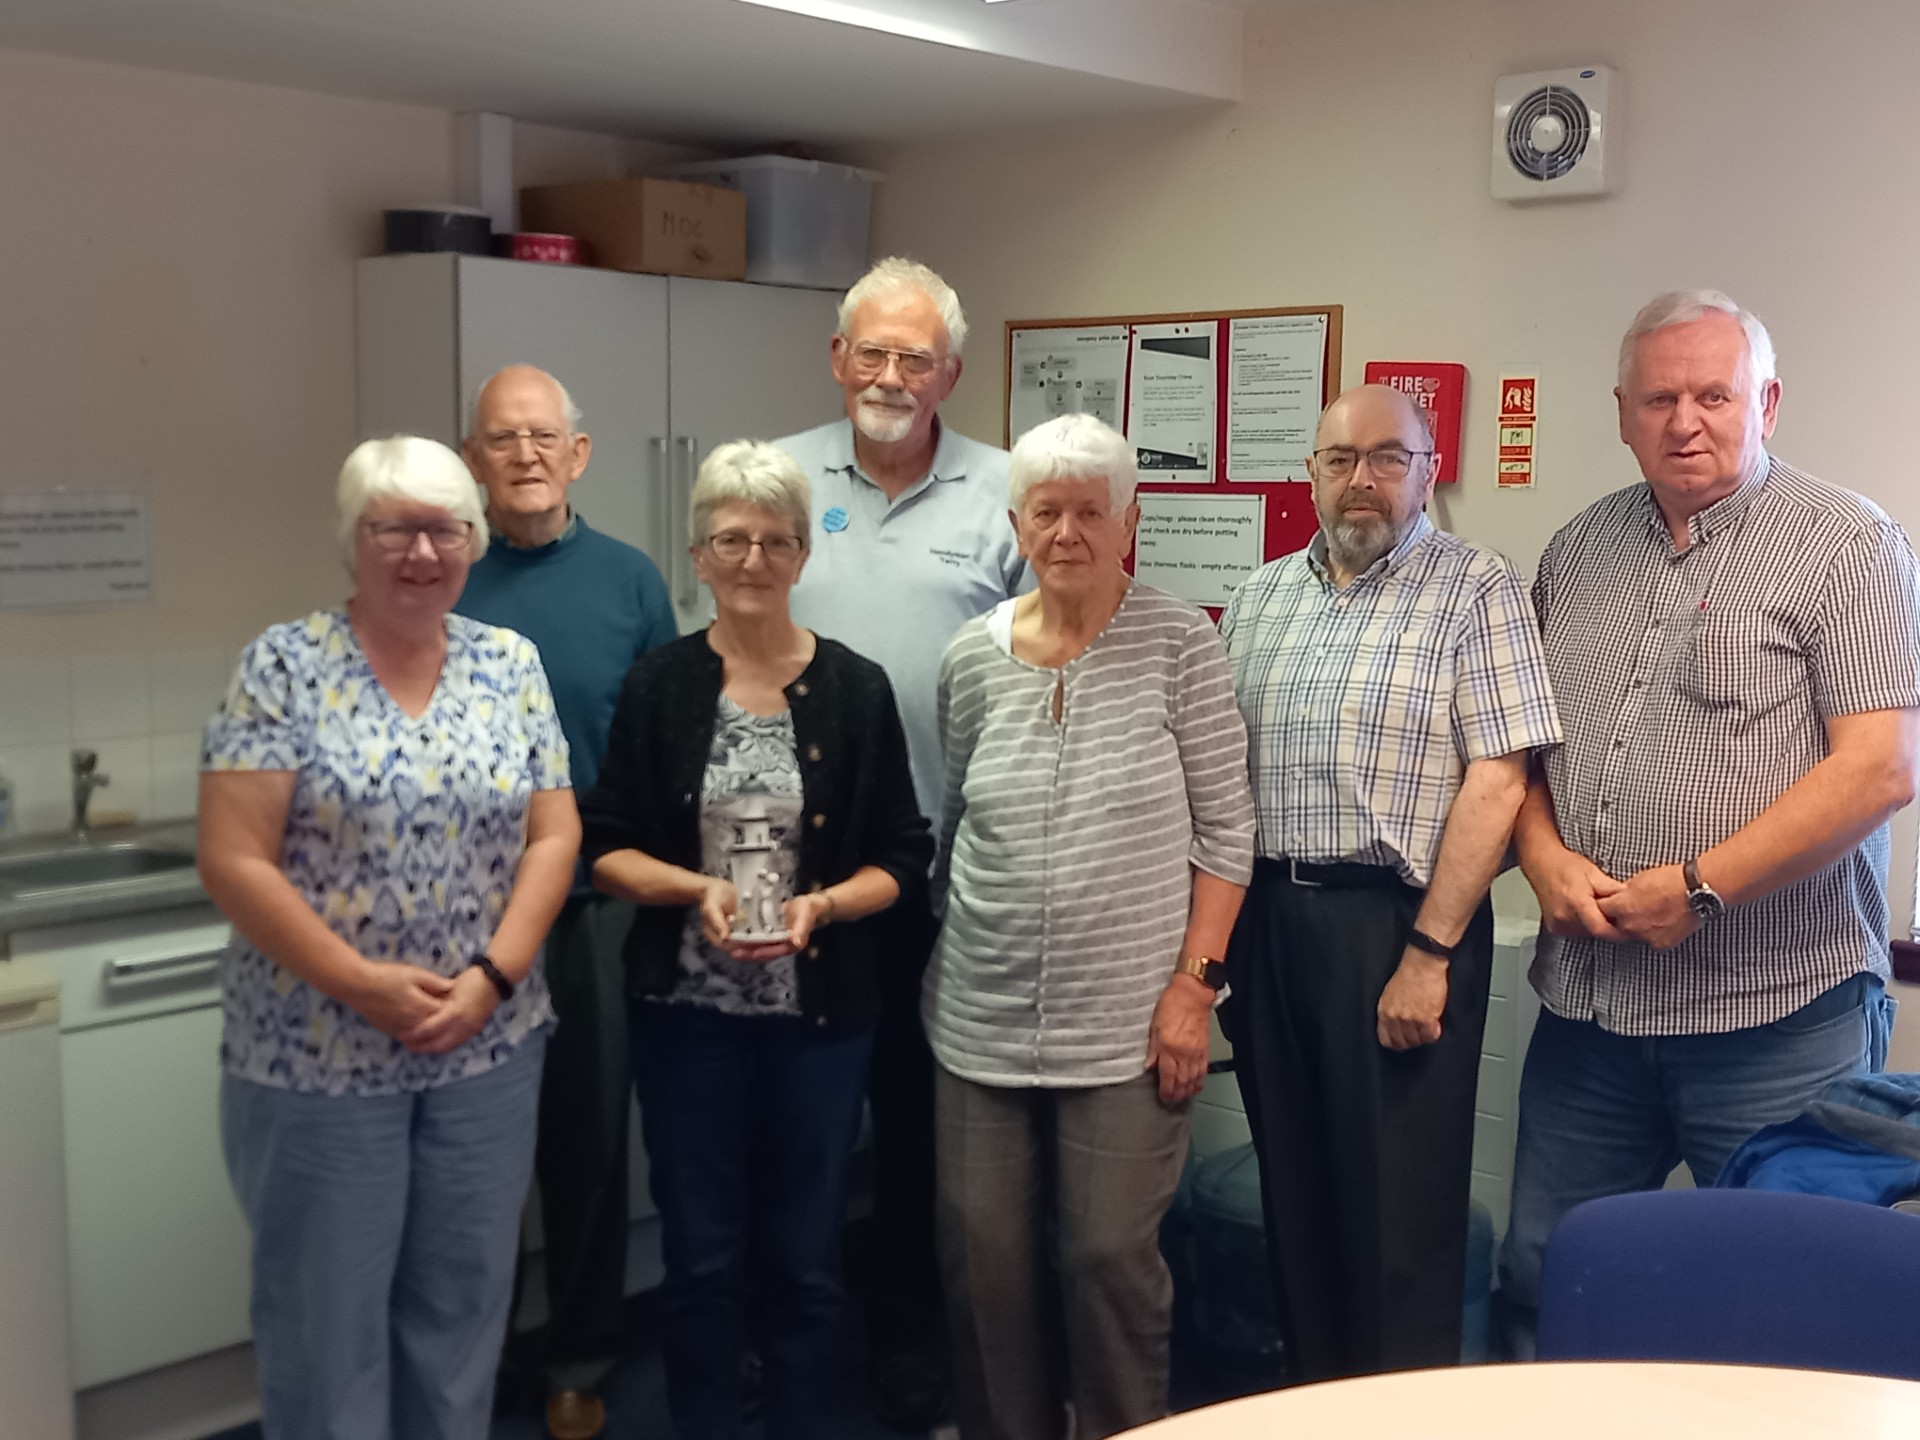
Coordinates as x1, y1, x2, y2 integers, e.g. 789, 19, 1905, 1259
659, 155, 882, 290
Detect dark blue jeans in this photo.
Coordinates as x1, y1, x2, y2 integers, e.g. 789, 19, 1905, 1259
631, 1002, 874, 1440
1496, 972, 1894, 1358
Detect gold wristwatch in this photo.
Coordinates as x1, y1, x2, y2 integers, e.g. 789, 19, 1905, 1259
1175, 954, 1227, 990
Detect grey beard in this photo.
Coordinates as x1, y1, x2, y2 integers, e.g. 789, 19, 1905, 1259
1326, 514, 1396, 575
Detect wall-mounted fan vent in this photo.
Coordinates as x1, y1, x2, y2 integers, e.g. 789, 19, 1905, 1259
1492, 66, 1615, 201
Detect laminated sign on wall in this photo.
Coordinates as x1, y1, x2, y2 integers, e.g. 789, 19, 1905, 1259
0, 491, 151, 609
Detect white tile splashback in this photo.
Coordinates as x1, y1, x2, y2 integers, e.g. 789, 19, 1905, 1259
0, 649, 234, 836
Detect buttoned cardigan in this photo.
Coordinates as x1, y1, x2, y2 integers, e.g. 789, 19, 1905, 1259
580, 630, 933, 1030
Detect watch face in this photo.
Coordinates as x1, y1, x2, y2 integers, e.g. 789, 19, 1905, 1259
1688, 888, 1724, 919
1202, 961, 1227, 990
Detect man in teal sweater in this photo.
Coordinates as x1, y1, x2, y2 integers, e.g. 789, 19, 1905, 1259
456, 364, 675, 1440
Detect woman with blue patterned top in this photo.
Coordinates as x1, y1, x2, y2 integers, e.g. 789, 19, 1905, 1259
197, 435, 580, 1440
581, 440, 932, 1440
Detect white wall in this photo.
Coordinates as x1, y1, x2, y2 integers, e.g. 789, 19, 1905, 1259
0, 52, 711, 834
857, 0, 1920, 934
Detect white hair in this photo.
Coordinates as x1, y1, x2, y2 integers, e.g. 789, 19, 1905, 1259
689, 441, 812, 548
1618, 290, 1777, 389
465, 365, 583, 438
836, 257, 968, 355
336, 435, 488, 568
1008, 413, 1138, 513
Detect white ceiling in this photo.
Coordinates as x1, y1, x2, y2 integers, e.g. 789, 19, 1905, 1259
0, 0, 1258, 147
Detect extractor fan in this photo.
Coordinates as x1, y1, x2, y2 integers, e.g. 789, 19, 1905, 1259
1492, 66, 1615, 201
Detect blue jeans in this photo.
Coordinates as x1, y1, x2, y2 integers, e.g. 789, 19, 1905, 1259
220, 1033, 546, 1440
1496, 974, 1892, 1357
632, 1003, 874, 1440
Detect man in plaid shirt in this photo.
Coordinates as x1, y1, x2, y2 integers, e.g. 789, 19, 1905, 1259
1496, 290, 1920, 1354
1220, 383, 1561, 1380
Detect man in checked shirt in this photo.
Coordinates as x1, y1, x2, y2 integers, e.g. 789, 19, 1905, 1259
1495, 290, 1920, 1354
1219, 383, 1562, 1380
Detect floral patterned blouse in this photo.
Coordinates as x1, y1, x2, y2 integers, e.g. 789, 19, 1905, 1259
203, 610, 570, 1096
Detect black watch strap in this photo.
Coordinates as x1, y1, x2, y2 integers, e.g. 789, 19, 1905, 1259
1407, 927, 1459, 962
470, 954, 514, 1003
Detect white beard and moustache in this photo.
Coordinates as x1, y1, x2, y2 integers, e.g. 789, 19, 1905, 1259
853, 385, 918, 444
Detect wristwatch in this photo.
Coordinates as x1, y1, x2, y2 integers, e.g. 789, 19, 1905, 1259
1174, 954, 1227, 991
1683, 857, 1725, 920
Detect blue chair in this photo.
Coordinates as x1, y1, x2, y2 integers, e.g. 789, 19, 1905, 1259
1537, 1188, 1920, 1380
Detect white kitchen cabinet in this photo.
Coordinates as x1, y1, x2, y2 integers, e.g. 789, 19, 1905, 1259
11, 908, 250, 1390
355, 255, 842, 629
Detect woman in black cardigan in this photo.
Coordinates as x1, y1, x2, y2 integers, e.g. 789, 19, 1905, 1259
581, 440, 930, 1440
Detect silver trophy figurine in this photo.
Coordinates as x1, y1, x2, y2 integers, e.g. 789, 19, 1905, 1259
725, 798, 791, 942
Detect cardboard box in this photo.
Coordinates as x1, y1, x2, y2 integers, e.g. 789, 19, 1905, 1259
518, 179, 746, 280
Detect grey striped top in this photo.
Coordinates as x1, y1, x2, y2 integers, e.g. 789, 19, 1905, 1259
925, 582, 1256, 1087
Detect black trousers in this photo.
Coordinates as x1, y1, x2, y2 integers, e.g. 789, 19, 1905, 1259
864, 895, 946, 1353
527, 893, 635, 1394
1221, 859, 1493, 1383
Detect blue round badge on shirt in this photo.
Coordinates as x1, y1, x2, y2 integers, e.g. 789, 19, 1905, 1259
822, 506, 850, 534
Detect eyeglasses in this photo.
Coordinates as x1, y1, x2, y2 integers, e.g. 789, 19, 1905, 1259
480, 428, 569, 457
1310, 446, 1433, 481
845, 342, 942, 383
707, 531, 806, 564
364, 519, 474, 554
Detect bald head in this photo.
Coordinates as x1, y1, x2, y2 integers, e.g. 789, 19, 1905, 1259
1307, 383, 1438, 583
1314, 383, 1433, 452
462, 364, 592, 547
468, 365, 581, 440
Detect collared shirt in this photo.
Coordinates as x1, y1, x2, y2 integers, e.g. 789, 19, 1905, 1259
1532, 455, 1920, 1036
778, 418, 1029, 826
1220, 513, 1562, 887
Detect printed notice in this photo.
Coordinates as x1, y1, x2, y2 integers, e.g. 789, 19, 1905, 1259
1134, 492, 1265, 608
0, 492, 152, 609
1129, 321, 1218, 479
1226, 314, 1327, 482
1009, 326, 1129, 444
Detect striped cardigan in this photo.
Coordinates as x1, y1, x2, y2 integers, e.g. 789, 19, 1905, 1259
925, 583, 1256, 1087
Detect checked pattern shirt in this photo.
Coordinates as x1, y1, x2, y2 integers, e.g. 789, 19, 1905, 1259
1221, 514, 1562, 888
1531, 455, 1920, 1035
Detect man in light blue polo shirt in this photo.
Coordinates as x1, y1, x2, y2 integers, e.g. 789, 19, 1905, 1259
777, 256, 1026, 1430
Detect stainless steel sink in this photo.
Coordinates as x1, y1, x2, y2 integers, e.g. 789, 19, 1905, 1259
0, 845, 198, 897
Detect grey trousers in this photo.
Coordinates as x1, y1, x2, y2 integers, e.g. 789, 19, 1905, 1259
935, 1066, 1190, 1440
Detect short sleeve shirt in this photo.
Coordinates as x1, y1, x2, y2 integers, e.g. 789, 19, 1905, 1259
779, 418, 1029, 827
203, 610, 570, 1095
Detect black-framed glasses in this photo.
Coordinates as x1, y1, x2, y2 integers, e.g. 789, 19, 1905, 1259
707, 531, 806, 564
1310, 445, 1432, 481
845, 342, 942, 383
480, 427, 569, 457
364, 519, 475, 553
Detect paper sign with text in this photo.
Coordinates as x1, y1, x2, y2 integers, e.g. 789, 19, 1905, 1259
1134, 492, 1266, 608
0, 492, 152, 609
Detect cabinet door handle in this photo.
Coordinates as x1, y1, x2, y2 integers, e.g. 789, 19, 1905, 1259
675, 435, 701, 610
649, 436, 670, 582
105, 952, 222, 987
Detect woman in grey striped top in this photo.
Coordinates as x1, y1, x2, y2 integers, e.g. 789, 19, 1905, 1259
926, 413, 1256, 1440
